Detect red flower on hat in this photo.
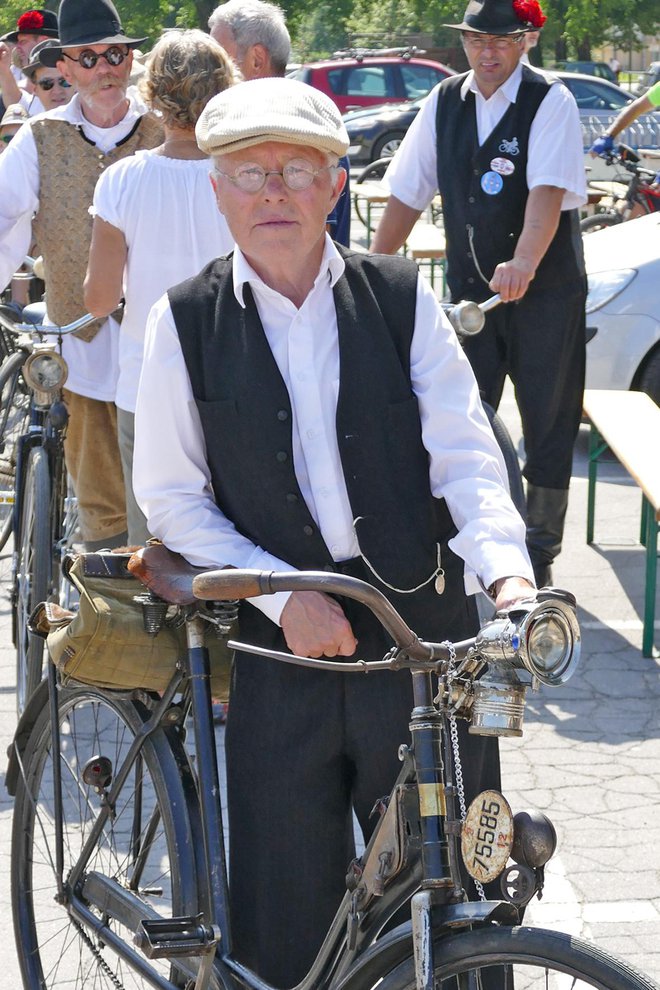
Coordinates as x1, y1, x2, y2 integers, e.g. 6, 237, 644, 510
512, 0, 547, 28
17, 10, 45, 31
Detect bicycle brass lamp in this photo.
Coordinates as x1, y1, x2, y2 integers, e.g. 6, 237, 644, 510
467, 593, 581, 737
22, 343, 68, 406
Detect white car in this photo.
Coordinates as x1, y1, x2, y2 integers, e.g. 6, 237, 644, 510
583, 212, 660, 404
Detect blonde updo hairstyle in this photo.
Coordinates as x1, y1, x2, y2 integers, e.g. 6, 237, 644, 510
140, 28, 237, 129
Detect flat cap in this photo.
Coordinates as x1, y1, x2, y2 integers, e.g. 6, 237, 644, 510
196, 77, 349, 158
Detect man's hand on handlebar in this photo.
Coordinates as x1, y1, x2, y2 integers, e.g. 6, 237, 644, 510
492, 576, 537, 611
589, 134, 614, 158
280, 591, 358, 658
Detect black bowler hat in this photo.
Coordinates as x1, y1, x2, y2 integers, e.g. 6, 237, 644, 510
445, 0, 547, 35
1, 8, 59, 43
39, 0, 146, 66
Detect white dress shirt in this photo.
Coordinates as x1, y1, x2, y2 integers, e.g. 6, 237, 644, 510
0, 89, 149, 400
385, 61, 586, 213
134, 236, 533, 625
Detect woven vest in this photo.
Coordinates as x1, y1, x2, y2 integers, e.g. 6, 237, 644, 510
32, 112, 163, 341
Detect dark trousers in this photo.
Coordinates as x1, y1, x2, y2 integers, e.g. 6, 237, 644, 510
461, 277, 586, 490
225, 554, 500, 988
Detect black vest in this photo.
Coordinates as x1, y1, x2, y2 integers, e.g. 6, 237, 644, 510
168, 247, 455, 594
435, 67, 585, 302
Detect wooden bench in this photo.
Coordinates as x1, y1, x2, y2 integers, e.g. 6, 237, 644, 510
583, 389, 660, 657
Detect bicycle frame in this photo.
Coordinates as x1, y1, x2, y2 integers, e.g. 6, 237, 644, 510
34, 596, 526, 990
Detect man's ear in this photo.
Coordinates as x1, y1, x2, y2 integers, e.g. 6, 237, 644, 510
329, 165, 348, 208
245, 43, 271, 80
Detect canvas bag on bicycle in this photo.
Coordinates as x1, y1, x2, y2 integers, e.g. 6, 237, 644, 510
33, 548, 235, 700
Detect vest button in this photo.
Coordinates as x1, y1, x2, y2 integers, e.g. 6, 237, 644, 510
286, 492, 298, 503
473, 169, 479, 175
468, 196, 475, 204
303, 525, 314, 536
277, 409, 288, 421
276, 451, 288, 462
323, 563, 335, 572
467, 277, 475, 284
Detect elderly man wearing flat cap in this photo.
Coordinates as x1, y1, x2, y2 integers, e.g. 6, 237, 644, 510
0, 0, 162, 551
134, 76, 536, 987
373, 0, 588, 592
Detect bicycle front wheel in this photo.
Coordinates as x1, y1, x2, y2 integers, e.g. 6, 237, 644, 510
11, 684, 201, 989
15, 444, 50, 714
372, 925, 657, 990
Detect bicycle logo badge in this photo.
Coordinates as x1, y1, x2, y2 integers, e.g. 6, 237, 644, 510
499, 136, 520, 155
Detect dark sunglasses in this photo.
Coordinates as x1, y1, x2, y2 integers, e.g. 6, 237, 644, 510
63, 45, 129, 70
36, 76, 71, 91
1, 135, 15, 144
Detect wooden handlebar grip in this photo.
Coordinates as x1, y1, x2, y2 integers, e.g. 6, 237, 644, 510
192, 568, 271, 600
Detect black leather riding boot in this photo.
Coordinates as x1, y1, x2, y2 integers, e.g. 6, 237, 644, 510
525, 484, 569, 588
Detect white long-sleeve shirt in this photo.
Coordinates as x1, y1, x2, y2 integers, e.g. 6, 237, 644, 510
134, 236, 533, 625
385, 62, 587, 213
0, 90, 148, 400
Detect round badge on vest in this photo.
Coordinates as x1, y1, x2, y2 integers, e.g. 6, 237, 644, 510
480, 171, 504, 195
490, 157, 515, 176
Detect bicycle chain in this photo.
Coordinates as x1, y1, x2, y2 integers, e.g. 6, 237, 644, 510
442, 641, 486, 902
74, 918, 125, 989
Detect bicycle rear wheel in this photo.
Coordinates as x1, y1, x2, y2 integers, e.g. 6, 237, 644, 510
15, 445, 50, 714
0, 349, 30, 552
11, 684, 201, 989
369, 925, 657, 990
580, 211, 622, 233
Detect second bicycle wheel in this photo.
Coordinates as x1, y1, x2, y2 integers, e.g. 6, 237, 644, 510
0, 348, 30, 553
11, 684, 202, 989
369, 925, 657, 990
14, 444, 50, 714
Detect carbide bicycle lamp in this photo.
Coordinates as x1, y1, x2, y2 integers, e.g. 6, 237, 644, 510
23, 346, 68, 403
469, 596, 581, 737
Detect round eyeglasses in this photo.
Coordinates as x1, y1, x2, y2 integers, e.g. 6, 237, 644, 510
63, 45, 129, 70
36, 76, 71, 91
462, 32, 526, 50
215, 159, 338, 193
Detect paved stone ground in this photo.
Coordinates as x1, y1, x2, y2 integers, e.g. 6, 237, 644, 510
0, 249, 658, 981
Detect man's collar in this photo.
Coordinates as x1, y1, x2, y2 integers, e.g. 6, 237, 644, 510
232, 235, 346, 308
460, 60, 524, 103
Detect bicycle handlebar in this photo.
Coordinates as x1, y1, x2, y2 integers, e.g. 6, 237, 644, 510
192, 567, 439, 660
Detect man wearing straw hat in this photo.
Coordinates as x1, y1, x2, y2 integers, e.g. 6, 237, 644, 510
135, 75, 535, 987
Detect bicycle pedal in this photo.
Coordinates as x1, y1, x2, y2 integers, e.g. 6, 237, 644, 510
134, 916, 220, 959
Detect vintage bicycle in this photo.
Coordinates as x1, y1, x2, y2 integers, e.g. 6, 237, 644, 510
0, 301, 91, 713
6, 542, 658, 990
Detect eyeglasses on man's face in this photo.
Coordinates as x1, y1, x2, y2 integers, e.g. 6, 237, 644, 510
35, 76, 71, 91
215, 159, 338, 193
63, 45, 130, 70
462, 32, 526, 50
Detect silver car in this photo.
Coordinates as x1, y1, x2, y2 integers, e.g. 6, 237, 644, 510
583, 212, 660, 405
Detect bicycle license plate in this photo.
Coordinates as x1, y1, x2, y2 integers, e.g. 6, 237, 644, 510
461, 789, 514, 884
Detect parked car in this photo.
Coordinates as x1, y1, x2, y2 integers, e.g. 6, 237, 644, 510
287, 48, 454, 114
583, 212, 660, 405
344, 71, 658, 167
554, 60, 618, 84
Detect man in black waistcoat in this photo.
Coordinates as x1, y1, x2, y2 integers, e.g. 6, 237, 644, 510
372, 0, 587, 589
134, 77, 536, 987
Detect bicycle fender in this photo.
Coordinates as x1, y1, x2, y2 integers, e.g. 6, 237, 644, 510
333, 901, 519, 990
5, 676, 49, 795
